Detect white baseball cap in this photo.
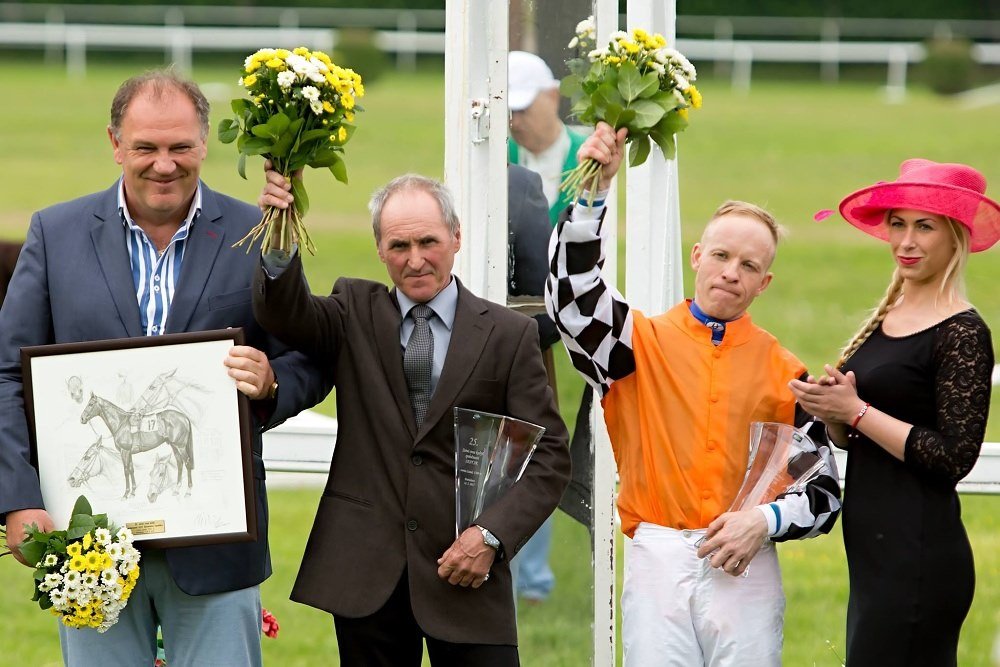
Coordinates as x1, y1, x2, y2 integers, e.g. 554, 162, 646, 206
508, 51, 558, 111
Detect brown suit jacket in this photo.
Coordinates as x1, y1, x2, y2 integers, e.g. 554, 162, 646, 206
252, 255, 570, 645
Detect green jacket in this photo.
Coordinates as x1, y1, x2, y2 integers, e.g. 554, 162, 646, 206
508, 126, 587, 226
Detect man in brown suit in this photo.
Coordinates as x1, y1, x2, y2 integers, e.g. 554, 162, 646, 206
253, 172, 571, 666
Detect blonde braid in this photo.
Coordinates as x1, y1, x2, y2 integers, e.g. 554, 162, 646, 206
837, 269, 904, 367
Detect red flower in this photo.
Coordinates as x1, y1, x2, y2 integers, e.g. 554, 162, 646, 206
261, 608, 279, 639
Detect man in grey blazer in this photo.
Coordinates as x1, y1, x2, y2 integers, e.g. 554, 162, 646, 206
254, 171, 571, 666
0, 70, 329, 666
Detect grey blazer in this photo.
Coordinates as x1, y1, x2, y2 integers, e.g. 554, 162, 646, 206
0, 181, 330, 595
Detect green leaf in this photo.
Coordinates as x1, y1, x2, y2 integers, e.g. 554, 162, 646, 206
218, 118, 239, 144
242, 137, 274, 156
231, 99, 253, 115
628, 136, 652, 167
635, 72, 661, 99
329, 156, 349, 184
650, 129, 677, 160
615, 109, 636, 130
651, 91, 681, 114
38, 594, 53, 610
266, 113, 290, 137
298, 128, 329, 144
626, 99, 667, 132
18, 540, 46, 566
559, 74, 582, 99
250, 124, 276, 140
237, 152, 247, 180
602, 102, 625, 129
616, 61, 645, 103
33, 568, 46, 581
71, 496, 93, 517
307, 146, 344, 168
595, 81, 625, 113
290, 175, 310, 218
66, 526, 89, 540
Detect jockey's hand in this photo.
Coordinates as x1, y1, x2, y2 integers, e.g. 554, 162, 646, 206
224, 346, 275, 400
4, 508, 55, 567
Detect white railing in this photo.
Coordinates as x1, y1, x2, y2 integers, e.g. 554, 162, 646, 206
262, 412, 1000, 494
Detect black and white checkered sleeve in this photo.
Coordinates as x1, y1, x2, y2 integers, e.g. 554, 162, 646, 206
768, 406, 843, 541
544, 208, 636, 398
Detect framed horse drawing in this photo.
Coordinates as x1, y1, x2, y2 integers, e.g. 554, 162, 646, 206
21, 328, 255, 548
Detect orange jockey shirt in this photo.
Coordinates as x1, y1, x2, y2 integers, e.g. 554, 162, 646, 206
602, 301, 806, 538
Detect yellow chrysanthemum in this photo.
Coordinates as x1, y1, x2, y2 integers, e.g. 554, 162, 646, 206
322, 100, 335, 114
686, 85, 703, 109
341, 93, 355, 110
345, 111, 355, 122
243, 74, 258, 88
293, 46, 310, 56
69, 555, 87, 571
605, 55, 622, 65
244, 60, 262, 74
325, 71, 340, 86
82, 533, 92, 550
654, 34, 667, 48
85, 552, 102, 571
275, 48, 291, 59
256, 49, 276, 61
335, 81, 353, 96
314, 51, 332, 66
354, 82, 365, 98
67, 543, 82, 557
265, 58, 285, 70
128, 567, 140, 582
338, 126, 347, 142
677, 108, 689, 120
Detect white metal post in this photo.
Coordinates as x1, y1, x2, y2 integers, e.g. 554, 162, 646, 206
624, 1, 683, 325
444, 1, 509, 305
591, 3, 620, 665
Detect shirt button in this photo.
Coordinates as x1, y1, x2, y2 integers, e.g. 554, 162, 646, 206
411, 455, 423, 466
154, 285, 160, 292
154, 275, 160, 282
151, 325, 158, 332
713, 350, 722, 359
406, 519, 418, 531
702, 490, 711, 500
706, 440, 716, 451
710, 394, 719, 403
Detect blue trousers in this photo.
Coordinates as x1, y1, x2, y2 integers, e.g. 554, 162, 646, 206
513, 515, 555, 601
58, 550, 262, 667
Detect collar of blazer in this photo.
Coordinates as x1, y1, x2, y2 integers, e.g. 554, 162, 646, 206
88, 180, 228, 337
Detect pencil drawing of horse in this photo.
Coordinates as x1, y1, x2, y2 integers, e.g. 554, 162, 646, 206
80, 393, 194, 499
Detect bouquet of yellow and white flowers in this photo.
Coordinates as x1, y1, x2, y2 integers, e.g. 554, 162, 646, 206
560, 19, 702, 203
219, 47, 364, 254
2, 496, 141, 632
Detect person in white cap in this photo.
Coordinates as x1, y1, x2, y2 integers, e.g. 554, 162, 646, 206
508, 50, 587, 227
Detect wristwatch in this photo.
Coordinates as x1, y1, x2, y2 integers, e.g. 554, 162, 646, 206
476, 525, 501, 550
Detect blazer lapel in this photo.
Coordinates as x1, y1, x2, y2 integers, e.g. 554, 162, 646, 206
89, 186, 143, 338
165, 186, 224, 334
417, 280, 494, 441
372, 289, 416, 439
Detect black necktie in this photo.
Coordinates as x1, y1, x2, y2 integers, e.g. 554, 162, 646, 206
403, 304, 434, 426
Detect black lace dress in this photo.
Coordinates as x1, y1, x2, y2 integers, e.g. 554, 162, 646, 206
839, 310, 993, 666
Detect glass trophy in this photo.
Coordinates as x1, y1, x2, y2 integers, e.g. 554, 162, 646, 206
454, 407, 544, 537
728, 421, 828, 512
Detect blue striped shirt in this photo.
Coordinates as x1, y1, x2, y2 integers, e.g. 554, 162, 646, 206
117, 180, 201, 336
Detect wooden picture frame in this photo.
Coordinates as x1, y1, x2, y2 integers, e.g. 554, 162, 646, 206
22, 329, 256, 548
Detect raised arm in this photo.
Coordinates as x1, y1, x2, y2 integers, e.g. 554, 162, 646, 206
544, 123, 636, 396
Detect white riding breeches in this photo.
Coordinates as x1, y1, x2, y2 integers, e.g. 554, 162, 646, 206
621, 522, 784, 667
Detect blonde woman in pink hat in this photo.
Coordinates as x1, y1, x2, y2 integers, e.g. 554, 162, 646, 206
790, 159, 999, 666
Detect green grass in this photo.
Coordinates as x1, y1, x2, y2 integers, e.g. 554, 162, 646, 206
2, 61, 1000, 664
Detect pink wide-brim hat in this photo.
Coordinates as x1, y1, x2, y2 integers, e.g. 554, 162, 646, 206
838, 158, 1000, 252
